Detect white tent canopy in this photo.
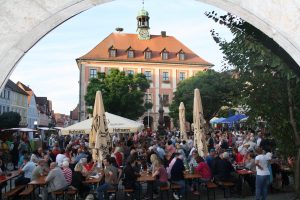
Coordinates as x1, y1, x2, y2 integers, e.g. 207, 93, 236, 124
61, 112, 144, 135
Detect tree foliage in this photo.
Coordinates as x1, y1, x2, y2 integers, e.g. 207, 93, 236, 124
205, 11, 300, 156
85, 69, 150, 120
0, 112, 21, 129
169, 70, 239, 123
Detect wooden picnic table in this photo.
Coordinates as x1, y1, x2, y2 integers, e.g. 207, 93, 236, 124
0, 171, 20, 200
0, 171, 20, 185
28, 176, 47, 186
137, 172, 155, 182
83, 174, 103, 185
236, 169, 255, 175
184, 172, 202, 180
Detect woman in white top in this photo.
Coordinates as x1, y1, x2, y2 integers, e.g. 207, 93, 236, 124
255, 147, 271, 200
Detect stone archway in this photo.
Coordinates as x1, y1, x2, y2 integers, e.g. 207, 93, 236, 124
1, 0, 300, 92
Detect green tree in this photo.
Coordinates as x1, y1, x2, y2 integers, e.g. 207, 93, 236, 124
0, 112, 21, 129
206, 11, 300, 194
169, 69, 239, 124
85, 69, 150, 120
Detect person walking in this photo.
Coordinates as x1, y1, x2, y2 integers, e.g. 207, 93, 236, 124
255, 147, 271, 200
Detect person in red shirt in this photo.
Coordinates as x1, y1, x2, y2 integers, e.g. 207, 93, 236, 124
193, 156, 212, 195
195, 156, 212, 181
233, 147, 244, 164
114, 147, 123, 167
52, 143, 60, 158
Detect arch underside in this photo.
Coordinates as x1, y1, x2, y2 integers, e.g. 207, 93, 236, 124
0, 0, 299, 91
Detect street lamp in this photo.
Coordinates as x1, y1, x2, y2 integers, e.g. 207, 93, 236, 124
34, 120, 38, 130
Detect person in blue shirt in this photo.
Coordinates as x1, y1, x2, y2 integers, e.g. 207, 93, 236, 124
206, 149, 216, 170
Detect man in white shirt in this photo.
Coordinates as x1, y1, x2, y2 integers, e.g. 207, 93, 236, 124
56, 149, 66, 167
255, 147, 271, 200
15, 156, 36, 186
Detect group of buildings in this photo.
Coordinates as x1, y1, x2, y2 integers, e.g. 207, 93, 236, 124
75, 7, 213, 130
1, 6, 213, 131
0, 80, 70, 129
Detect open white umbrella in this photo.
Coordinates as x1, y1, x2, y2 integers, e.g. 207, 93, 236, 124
193, 88, 208, 157
61, 112, 144, 135
179, 102, 187, 141
90, 91, 111, 162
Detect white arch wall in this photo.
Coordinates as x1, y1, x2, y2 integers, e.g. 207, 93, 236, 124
1, 0, 300, 92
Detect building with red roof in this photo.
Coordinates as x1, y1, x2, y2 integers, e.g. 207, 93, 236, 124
76, 7, 213, 130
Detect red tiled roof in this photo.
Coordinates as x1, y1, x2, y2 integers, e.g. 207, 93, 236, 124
77, 33, 213, 66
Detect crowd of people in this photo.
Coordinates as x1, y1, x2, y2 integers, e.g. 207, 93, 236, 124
0, 129, 295, 200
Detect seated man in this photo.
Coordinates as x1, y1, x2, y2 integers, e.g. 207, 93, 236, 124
170, 153, 186, 200
31, 159, 47, 181
42, 162, 68, 200
15, 156, 36, 186
213, 152, 235, 182
123, 157, 140, 199
96, 156, 118, 200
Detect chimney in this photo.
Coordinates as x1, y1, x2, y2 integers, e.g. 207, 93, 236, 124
161, 31, 166, 37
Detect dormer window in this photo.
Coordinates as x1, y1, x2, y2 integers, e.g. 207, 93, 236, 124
143, 47, 152, 59
162, 52, 168, 60
128, 50, 134, 58
179, 53, 185, 60
161, 48, 169, 60
177, 49, 185, 60
145, 51, 151, 59
108, 46, 117, 57
126, 46, 135, 58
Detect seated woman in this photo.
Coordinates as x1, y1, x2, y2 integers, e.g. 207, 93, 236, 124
192, 156, 212, 195
83, 155, 96, 172
152, 159, 168, 195
195, 156, 212, 182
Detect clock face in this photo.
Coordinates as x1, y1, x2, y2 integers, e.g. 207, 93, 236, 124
138, 29, 150, 40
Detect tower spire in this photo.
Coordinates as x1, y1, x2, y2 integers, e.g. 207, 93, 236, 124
136, 0, 150, 40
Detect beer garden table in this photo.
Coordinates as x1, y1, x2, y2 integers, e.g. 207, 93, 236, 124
137, 171, 155, 200
0, 171, 20, 200
236, 169, 255, 197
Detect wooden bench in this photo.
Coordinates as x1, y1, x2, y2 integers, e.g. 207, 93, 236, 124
123, 188, 134, 200
106, 188, 117, 200
217, 181, 235, 198
206, 182, 218, 200
19, 185, 35, 199
159, 185, 170, 200
4, 185, 26, 200
53, 187, 78, 200
170, 184, 182, 199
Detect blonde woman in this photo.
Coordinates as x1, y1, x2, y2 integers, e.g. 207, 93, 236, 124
150, 154, 159, 173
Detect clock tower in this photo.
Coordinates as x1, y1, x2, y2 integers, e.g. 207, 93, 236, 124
136, 6, 150, 40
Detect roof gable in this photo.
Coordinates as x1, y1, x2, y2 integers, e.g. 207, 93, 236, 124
77, 33, 213, 66
6, 80, 28, 96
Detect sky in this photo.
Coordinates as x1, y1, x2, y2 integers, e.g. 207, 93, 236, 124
10, 0, 232, 115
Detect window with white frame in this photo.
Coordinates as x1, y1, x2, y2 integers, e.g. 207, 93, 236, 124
162, 52, 168, 60
179, 72, 186, 81
144, 71, 152, 80
145, 51, 151, 59
127, 50, 134, 58
179, 52, 185, 60
145, 93, 152, 102
89, 69, 97, 79
109, 49, 117, 57
127, 70, 134, 75
162, 72, 169, 81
